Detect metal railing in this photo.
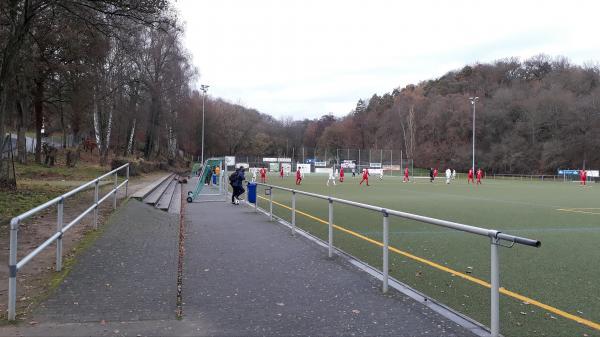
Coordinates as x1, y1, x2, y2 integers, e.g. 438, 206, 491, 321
254, 182, 540, 337
7, 163, 130, 320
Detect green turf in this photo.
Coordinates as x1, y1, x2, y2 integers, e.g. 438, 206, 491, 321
252, 174, 600, 337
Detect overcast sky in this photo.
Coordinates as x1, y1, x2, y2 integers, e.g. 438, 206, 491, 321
174, 0, 600, 119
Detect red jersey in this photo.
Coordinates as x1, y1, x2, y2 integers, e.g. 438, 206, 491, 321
340, 168, 344, 177
296, 170, 302, 179
362, 169, 369, 179
476, 169, 483, 179
260, 168, 266, 177
468, 169, 473, 178
404, 168, 409, 176
433, 169, 438, 177
280, 168, 284, 176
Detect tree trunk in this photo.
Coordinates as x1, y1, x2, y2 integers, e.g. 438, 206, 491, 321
15, 99, 27, 164
34, 80, 44, 164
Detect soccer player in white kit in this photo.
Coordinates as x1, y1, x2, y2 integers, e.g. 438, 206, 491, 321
446, 168, 452, 184
379, 170, 384, 180
251, 168, 257, 183
327, 167, 337, 186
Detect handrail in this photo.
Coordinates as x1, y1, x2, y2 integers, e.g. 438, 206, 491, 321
7, 163, 129, 321
254, 182, 540, 337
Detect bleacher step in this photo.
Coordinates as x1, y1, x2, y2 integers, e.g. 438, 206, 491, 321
156, 179, 178, 210
132, 173, 174, 200
143, 174, 175, 205
168, 183, 182, 215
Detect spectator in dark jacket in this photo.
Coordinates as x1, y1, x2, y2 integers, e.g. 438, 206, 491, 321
231, 167, 246, 204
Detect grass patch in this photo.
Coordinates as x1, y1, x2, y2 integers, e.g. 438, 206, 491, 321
0, 184, 71, 226
14, 162, 106, 181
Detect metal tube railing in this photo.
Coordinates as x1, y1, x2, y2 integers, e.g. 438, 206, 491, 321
7, 163, 129, 321
254, 182, 540, 337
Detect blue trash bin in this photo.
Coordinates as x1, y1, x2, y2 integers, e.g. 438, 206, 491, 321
212, 174, 217, 185
247, 182, 257, 204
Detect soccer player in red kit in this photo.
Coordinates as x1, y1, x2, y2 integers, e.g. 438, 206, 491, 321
580, 169, 587, 185
467, 168, 474, 184
359, 168, 370, 186
295, 168, 302, 185
339, 167, 345, 182
280, 166, 284, 179
476, 168, 483, 185
433, 168, 438, 179
260, 167, 267, 183
403, 167, 409, 182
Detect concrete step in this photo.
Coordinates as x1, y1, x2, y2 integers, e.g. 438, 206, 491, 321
132, 173, 174, 200
156, 179, 178, 210
143, 174, 176, 205
168, 183, 182, 215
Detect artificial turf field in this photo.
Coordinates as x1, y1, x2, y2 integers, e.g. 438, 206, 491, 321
250, 174, 600, 337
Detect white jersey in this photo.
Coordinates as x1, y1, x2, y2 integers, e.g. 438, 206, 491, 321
251, 169, 257, 182
327, 168, 336, 186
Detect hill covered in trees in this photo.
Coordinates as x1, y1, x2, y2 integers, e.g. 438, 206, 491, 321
250, 55, 600, 174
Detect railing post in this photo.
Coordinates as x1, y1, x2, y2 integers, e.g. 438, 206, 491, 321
382, 210, 389, 293
113, 171, 118, 209
8, 222, 18, 321
291, 191, 296, 236
490, 235, 500, 337
269, 187, 273, 221
328, 198, 333, 258
93, 180, 99, 230
125, 164, 130, 197
56, 198, 64, 272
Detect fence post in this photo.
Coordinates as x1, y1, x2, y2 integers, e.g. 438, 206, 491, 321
8, 223, 18, 320
93, 180, 99, 230
125, 164, 130, 197
382, 210, 389, 293
269, 187, 273, 221
490, 235, 500, 337
328, 198, 333, 258
291, 191, 296, 236
113, 171, 118, 209
56, 198, 64, 272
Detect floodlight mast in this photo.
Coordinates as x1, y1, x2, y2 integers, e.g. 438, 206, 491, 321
200, 84, 209, 164
469, 97, 479, 174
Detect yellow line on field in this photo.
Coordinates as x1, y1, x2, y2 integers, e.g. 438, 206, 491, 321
557, 208, 600, 215
258, 195, 600, 331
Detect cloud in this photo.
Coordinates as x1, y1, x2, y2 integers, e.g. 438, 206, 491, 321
175, 0, 600, 119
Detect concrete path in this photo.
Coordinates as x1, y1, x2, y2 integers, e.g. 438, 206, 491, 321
1, 190, 478, 336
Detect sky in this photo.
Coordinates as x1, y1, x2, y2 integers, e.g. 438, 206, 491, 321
174, 0, 600, 120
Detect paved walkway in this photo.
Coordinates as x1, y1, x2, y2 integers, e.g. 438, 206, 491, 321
1, 188, 478, 336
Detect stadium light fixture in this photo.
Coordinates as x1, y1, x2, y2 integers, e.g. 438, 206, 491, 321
200, 84, 210, 164
469, 97, 479, 174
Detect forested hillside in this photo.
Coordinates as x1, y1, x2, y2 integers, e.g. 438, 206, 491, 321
274, 56, 600, 174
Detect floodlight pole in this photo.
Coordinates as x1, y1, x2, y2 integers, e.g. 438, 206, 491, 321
469, 97, 479, 174
200, 84, 209, 164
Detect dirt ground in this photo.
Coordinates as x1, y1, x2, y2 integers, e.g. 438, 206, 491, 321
0, 171, 169, 321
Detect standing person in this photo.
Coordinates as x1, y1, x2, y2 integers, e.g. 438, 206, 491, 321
429, 168, 434, 182
452, 169, 456, 180
205, 167, 213, 185
229, 168, 239, 204
580, 169, 587, 186
339, 167, 345, 182
231, 167, 246, 204
214, 165, 221, 185
379, 169, 384, 180
327, 167, 337, 186
352, 168, 356, 178
433, 168, 438, 180
476, 168, 483, 185
359, 168, 370, 186
295, 167, 303, 185
403, 167, 410, 183
260, 166, 267, 183
467, 168, 474, 184
446, 168, 452, 184
280, 165, 284, 179
251, 167, 257, 183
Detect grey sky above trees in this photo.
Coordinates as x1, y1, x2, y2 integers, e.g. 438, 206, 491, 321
175, 0, 600, 119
